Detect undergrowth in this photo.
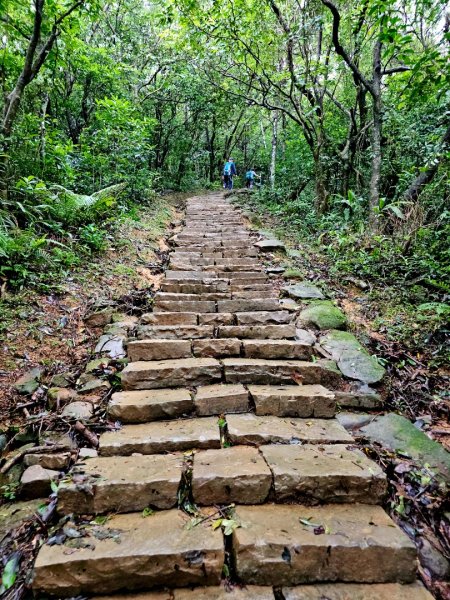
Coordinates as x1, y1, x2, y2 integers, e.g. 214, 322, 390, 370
0, 177, 159, 292
240, 187, 450, 365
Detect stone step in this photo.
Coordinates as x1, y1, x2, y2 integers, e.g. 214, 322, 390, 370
226, 414, 352, 445
260, 443, 386, 503
127, 339, 192, 361
192, 446, 272, 505
248, 384, 335, 417
90, 583, 435, 600
283, 584, 434, 600
94, 586, 276, 599
194, 383, 249, 415
192, 338, 241, 358
58, 454, 183, 514
121, 358, 222, 390
218, 325, 296, 339
235, 311, 293, 325
217, 299, 280, 312
222, 358, 341, 386
136, 325, 214, 339
154, 300, 216, 313
32, 509, 224, 597
216, 272, 267, 281
230, 283, 274, 291
232, 504, 417, 585
191, 443, 386, 506
155, 292, 230, 301
99, 417, 221, 456
232, 290, 277, 298
108, 388, 193, 423
161, 281, 230, 294
141, 312, 198, 325
242, 340, 314, 360
198, 312, 234, 325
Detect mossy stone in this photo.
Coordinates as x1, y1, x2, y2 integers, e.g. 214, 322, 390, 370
320, 330, 385, 384
361, 413, 450, 478
298, 300, 347, 330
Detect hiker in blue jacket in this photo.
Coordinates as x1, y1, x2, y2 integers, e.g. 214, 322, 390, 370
223, 158, 237, 189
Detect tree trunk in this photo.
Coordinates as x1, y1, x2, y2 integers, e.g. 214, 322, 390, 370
39, 93, 50, 171
269, 111, 278, 188
314, 150, 329, 214
368, 40, 382, 229
403, 122, 450, 202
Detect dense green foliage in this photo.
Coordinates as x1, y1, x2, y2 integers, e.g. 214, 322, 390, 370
0, 0, 449, 293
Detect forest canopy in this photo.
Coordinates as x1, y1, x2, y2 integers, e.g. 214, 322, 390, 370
0, 0, 449, 291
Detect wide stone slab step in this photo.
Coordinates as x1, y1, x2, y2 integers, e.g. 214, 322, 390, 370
91, 583, 435, 600
232, 504, 417, 585
154, 300, 216, 313
94, 587, 275, 599
242, 339, 314, 360
121, 358, 222, 390
260, 444, 387, 503
222, 358, 341, 387
235, 311, 293, 325
127, 339, 192, 361
108, 389, 193, 423
99, 417, 221, 456
194, 383, 249, 415
192, 446, 272, 505
32, 509, 224, 597
226, 414, 353, 445
58, 454, 183, 514
217, 299, 280, 312
248, 384, 335, 418
136, 325, 214, 340
141, 312, 198, 326
218, 325, 296, 339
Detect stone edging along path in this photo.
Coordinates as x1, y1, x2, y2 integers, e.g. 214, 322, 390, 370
31, 192, 433, 599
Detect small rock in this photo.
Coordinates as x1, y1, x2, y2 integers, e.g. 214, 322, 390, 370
279, 298, 299, 311
283, 283, 325, 300
295, 329, 316, 345
298, 301, 347, 330
78, 378, 110, 395
418, 536, 450, 579
94, 334, 126, 358
14, 367, 42, 395
255, 239, 286, 252
39, 431, 77, 450
78, 448, 98, 459
20, 465, 59, 499
47, 387, 78, 409
336, 412, 374, 431
103, 324, 129, 337
266, 266, 285, 274
24, 452, 71, 470
61, 401, 94, 421
85, 308, 113, 328
0, 433, 7, 452
50, 372, 73, 388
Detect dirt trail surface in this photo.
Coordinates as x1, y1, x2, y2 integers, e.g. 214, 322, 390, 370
2, 192, 447, 599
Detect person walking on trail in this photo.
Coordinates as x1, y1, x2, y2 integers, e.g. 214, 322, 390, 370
223, 158, 237, 189
245, 168, 259, 189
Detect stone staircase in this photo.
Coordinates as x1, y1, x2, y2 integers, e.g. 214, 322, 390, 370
32, 193, 432, 599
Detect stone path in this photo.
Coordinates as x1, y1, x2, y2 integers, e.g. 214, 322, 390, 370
32, 193, 432, 599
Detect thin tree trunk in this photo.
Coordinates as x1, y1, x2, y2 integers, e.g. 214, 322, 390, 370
368, 40, 382, 229
39, 93, 50, 171
403, 122, 450, 202
269, 111, 278, 188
